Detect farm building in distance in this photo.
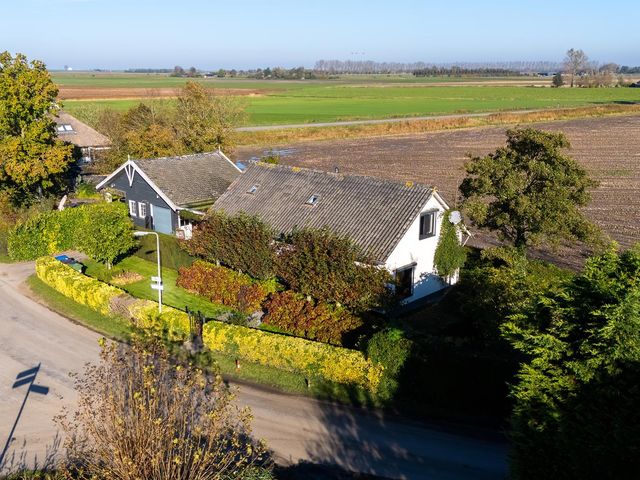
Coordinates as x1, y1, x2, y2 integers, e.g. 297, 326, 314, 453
54, 111, 111, 163
213, 162, 458, 302
96, 151, 241, 236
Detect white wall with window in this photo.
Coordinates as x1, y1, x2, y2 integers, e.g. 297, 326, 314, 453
385, 195, 448, 303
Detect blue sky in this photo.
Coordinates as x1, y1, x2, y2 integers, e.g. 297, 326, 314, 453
1, 0, 638, 69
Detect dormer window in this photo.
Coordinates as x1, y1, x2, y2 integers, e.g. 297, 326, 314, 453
247, 184, 259, 194
306, 194, 320, 206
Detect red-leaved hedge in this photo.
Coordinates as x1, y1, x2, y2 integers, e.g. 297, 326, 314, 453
177, 261, 272, 313
263, 290, 363, 345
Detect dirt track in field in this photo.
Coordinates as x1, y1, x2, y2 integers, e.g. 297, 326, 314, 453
236, 114, 640, 267
57, 87, 266, 100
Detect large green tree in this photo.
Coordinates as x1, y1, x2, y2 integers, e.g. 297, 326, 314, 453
459, 128, 601, 250
503, 245, 640, 479
175, 82, 246, 153
0, 52, 73, 205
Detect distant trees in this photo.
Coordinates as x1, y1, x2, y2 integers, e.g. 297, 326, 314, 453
0, 52, 74, 206
459, 128, 601, 250
551, 72, 564, 87
93, 82, 246, 173
563, 48, 589, 87
503, 245, 640, 479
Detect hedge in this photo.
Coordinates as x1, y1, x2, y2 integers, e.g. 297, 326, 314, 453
263, 290, 362, 345
35, 257, 382, 392
9, 202, 134, 263
177, 260, 276, 313
134, 231, 195, 271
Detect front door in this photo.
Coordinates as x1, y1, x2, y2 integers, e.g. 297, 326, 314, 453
153, 206, 173, 234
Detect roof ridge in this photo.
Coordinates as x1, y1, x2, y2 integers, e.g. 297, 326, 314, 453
254, 161, 434, 191
134, 151, 225, 163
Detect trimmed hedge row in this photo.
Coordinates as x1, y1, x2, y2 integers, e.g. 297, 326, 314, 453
263, 291, 362, 345
176, 260, 276, 313
35, 257, 382, 391
9, 202, 134, 264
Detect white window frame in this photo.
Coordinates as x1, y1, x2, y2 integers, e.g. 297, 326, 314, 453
419, 210, 437, 239
138, 202, 147, 218
128, 200, 137, 217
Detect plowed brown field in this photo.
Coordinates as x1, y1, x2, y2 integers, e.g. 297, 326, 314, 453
236, 114, 640, 267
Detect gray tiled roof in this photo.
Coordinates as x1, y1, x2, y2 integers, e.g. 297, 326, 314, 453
134, 152, 241, 208
54, 111, 111, 148
212, 163, 436, 262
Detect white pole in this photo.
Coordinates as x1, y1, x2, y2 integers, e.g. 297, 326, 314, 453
154, 232, 162, 313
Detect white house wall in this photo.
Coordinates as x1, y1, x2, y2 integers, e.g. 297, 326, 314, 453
384, 195, 448, 303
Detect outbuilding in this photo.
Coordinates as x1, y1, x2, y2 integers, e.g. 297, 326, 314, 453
96, 151, 241, 236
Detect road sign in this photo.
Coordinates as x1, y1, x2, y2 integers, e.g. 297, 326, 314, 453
151, 284, 164, 291
151, 276, 161, 282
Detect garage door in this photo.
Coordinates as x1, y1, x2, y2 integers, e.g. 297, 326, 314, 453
153, 206, 173, 234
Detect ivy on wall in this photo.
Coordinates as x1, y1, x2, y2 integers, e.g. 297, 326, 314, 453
433, 210, 467, 278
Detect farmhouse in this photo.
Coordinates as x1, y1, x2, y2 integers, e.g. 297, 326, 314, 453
96, 151, 241, 236
213, 162, 458, 302
54, 111, 111, 163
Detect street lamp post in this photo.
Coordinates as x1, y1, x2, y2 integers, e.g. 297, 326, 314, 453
133, 231, 162, 313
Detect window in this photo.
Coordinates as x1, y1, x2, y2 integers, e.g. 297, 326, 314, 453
247, 184, 259, 194
128, 200, 137, 217
395, 264, 415, 299
138, 202, 147, 218
306, 194, 320, 206
419, 210, 437, 239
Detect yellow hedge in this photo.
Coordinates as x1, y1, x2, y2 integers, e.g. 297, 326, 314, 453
35, 257, 123, 315
202, 322, 382, 390
36, 256, 382, 392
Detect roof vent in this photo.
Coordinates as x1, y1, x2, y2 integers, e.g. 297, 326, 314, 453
306, 194, 320, 206
334, 166, 339, 173
247, 184, 259, 194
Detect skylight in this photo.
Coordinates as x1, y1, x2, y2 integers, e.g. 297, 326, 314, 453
247, 184, 259, 194
306, 194, 320, 206
56, 124, 74, 133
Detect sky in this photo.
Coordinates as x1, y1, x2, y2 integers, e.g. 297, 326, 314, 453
1, 0, 638, 70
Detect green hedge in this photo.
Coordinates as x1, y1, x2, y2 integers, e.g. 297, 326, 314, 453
134, 230, 195, 271
35, 256, 382, 392
8, 202, 134, 262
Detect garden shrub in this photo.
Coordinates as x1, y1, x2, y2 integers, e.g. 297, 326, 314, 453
35, 256, 124, 314
367, 328, 413, 402
36, 256, 384, 393
177, 260, 275, 313
263, 290, 362, 345
135, 231, 195, 270
276, 228, 392, 311
202, 321, 382, 391
185, 211, 275, 279
433, 210, 467, 278
9, 202, 134, 263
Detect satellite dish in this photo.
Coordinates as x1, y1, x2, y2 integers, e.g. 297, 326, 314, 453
449, 210, 462, 225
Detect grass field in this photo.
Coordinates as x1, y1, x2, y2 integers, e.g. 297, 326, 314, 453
57, 72, 640, 127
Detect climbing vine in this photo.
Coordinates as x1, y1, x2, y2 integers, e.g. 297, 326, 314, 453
434, 210, 467, 278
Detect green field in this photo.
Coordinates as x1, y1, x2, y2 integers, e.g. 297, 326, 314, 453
56, 73, 640, 127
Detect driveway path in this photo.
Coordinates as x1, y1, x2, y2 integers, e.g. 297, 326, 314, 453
0, 261, 508, 479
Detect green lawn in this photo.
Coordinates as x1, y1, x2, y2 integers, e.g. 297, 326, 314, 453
83, 256, 230, 318
64, 83, 640, 127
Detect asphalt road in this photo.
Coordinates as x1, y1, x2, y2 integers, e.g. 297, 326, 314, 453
0, 261, 508, 479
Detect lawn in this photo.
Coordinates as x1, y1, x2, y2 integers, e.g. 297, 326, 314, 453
64, 83, 640, 127
83, 256, 230, 318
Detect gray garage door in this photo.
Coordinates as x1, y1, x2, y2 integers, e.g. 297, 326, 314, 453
153, 206, 173, 234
